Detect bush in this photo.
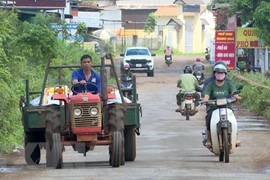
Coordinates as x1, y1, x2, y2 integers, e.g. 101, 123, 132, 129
229, 71, 270, 119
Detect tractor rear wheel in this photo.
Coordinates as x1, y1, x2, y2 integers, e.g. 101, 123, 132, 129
46, 141, 53, 167
45, 105, 61, 168
108, 104, 125, 166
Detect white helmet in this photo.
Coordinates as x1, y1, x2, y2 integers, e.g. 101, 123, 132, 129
213, 64, 227, 74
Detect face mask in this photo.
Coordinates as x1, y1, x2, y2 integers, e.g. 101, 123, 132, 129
215, 73, 225, 81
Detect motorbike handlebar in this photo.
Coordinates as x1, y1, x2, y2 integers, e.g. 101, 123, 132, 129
201, 98, 237, 106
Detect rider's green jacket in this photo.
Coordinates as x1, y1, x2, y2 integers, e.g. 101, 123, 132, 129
204, 80, 237, 109
177, 73, 198, 93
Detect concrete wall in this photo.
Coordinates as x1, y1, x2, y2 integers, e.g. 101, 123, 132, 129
101, 9, 122, 30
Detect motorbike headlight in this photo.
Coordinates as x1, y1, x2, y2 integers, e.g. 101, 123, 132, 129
89, 107, 99, 116
73, 108, 82, 117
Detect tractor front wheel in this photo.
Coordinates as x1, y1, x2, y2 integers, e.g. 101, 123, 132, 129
111, 131, 122, 167
108, 104, 125, 167
52, 133, 63, 169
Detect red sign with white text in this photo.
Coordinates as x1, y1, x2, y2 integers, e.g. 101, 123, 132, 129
0, 0, 66, 8
215, 30, 236, 70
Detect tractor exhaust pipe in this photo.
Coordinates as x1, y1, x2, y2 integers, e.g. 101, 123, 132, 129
100, 56, 108, 107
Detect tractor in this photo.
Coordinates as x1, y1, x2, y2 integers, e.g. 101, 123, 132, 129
20, 52, 141, 168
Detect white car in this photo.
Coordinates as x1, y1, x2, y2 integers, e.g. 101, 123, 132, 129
120, 47, 155, 77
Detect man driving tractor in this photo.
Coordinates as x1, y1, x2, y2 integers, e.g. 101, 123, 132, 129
71, 54, 101, 95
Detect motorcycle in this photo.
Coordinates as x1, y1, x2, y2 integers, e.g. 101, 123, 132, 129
165, 55, 173, 67
194, 71, 204, 85
202, 96, 239, 163
120, 76, 133, 100
180, 92, 198, 120
205, 48, 210, 61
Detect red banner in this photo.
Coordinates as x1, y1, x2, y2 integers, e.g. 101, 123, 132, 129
0, 0, 66, 8
215, 30, 236, 70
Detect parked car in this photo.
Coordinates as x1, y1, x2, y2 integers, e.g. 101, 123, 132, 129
120, 47, 155, 77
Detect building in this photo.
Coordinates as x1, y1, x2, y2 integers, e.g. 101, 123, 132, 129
169, 0, 209, 53
0, 0, 69, 22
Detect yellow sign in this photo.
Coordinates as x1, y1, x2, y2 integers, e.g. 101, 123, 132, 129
236, 27, 266, 48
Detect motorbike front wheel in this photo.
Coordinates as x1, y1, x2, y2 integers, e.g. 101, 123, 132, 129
219, 128, 229, 163
186, 108, 190, 120
223, 128, 229, 163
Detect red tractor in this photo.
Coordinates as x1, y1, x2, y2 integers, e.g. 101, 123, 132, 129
21, 53, 141, 168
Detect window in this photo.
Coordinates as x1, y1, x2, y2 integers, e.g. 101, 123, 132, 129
126, 49, 150, 56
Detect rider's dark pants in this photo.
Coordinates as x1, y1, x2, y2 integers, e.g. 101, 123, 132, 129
165, 55, 172, 61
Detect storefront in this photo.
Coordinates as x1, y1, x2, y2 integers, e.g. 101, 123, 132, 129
236, 27, 267, 72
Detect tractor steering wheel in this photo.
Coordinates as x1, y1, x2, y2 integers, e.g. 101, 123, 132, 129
71, 82, 98, 94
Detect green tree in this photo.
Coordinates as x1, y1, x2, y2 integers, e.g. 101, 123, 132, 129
0, 9, 93, 153
14, 14, 58, 65
0, 9, 24, 153
144, 13, 157, 34
76, 22, 88, 42
253, 1, 270, 45
230, 0, 270, 45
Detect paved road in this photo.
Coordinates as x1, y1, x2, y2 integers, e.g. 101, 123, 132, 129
1, 55, 270, 180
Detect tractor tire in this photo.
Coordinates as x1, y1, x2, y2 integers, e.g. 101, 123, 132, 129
46, 141, 53, 167
24, 133, 41, 165
124, 127, 136, 161
45, 105, 61, 168
52, 133, 63, 169
108, 104, 126, 166
111, 131, 122, 167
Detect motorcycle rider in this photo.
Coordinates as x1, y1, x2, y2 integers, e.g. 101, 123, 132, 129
121, 63, 133, 80
201, 61, 233, 97
192, 57, 205, 80
175, 65, 200, 112
202, 63, 242, 149
120, 63, 134, 99
164, 46, 173, 63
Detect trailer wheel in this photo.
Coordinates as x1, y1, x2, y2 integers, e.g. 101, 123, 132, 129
45, 105, 61, 168
24, 134, 40, 165
124, 127, 136, 161
108, 104, 125, 166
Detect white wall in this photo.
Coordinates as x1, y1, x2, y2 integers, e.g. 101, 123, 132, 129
100, 9, 122, 30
